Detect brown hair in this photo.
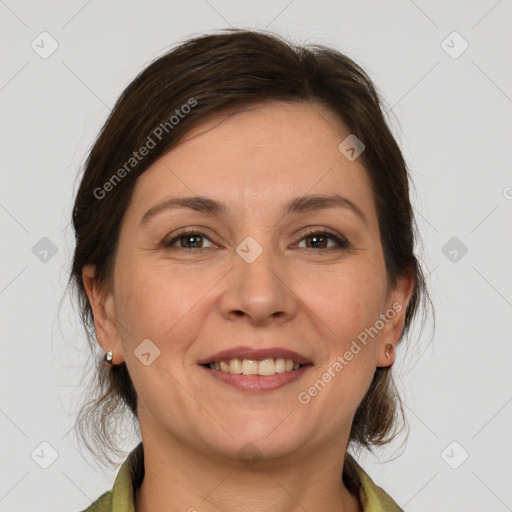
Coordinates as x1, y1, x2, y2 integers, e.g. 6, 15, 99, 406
69, 28, 432, 470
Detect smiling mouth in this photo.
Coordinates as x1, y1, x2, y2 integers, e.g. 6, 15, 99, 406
202, 357, 310, 376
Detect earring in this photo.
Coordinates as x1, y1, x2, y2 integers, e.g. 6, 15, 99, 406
104, 350, 114, 367
385, 344, 393, 360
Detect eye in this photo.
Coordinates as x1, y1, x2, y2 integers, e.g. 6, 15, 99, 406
296, 229, 349, 250
163, 228, 350, 251
163, 229, 215, 249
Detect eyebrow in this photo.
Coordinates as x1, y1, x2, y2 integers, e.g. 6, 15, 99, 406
140, 193, 368, 227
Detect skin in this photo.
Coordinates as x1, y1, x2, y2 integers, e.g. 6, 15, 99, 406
83, 101, 414, 512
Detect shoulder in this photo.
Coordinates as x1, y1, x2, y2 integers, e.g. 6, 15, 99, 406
345, 453, 404, 512
78, 490, 112, 512
77, 443, 143, 512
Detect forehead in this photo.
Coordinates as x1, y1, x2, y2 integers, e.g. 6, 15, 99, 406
128, 101, 377, 228
175, 101, 351, 172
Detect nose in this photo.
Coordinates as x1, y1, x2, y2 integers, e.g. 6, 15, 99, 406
218, 240, 300, 327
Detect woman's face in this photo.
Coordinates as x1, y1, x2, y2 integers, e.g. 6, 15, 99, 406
85, 101, 413, 463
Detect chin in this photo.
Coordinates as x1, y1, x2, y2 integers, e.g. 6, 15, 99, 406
204, 416, 310, 461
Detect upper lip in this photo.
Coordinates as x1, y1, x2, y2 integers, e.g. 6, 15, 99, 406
198, 346, 312, 366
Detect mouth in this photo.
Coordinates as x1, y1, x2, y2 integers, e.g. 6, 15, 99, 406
197, 347, 313, 392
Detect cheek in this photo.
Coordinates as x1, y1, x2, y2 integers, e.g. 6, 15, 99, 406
296, 261, 386, 342
303, 270, 382, 406
114, 257, 220, 349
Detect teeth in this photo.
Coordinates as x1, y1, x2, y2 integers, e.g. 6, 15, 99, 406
208, 357, 302, 375
230, 358, 242, 374
258, 358, 275, 376
275, 358, 285, 373
242, 359, 258, 375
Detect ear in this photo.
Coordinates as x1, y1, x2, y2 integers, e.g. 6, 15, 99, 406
82, 265, 124, 364
376, 270, 415, 367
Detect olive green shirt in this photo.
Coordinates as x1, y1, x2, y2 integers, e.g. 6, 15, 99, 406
80, 443, 404, 511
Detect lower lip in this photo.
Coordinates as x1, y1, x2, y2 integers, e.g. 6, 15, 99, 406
200, 364, 312, 392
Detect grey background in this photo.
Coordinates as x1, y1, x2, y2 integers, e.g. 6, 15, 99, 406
1, 1, 511, 511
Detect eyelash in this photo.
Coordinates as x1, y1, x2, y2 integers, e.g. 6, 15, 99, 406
163, 228, 350, 252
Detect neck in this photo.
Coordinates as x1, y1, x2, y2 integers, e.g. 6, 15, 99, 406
134, 427, 361, 512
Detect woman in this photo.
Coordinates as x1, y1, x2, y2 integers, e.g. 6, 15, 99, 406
71, 28, 430, 512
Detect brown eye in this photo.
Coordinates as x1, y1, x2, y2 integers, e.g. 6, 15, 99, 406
164, 230, 214, 249
298, 230, 349, 250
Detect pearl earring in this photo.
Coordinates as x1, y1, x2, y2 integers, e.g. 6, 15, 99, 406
104, 350, 114, 367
